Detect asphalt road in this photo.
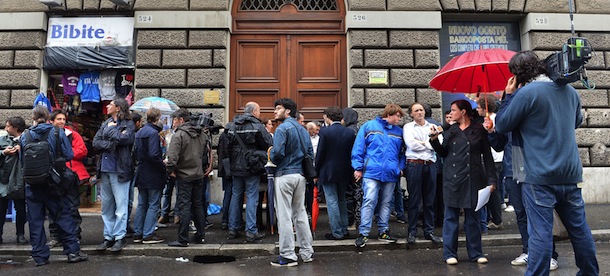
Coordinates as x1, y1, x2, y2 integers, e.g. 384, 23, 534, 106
2, 242, 608, 276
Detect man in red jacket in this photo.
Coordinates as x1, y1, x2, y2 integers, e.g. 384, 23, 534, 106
48, 110, 88, 247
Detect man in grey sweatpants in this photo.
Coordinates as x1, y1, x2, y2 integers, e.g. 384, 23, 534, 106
269, 98, 314, 267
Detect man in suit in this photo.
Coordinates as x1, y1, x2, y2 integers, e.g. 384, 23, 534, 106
315, 107, 356, 240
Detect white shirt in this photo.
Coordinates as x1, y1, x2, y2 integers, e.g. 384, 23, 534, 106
310, 135, 319, 158
489, 113, 504, 163
403, 120, 442, 162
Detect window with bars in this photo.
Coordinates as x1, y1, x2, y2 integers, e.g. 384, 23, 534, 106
239, 0, 338, 11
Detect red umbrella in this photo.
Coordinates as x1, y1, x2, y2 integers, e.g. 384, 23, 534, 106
311, 186, 319, 232
429, 49, 516, 121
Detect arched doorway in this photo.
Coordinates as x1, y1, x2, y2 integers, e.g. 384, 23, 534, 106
230, 0, 347, 122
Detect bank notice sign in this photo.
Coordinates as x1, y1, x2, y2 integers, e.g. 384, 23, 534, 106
47, 17, 134, 47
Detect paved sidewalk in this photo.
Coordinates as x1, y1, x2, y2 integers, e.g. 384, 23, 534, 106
1, 203, 609, 258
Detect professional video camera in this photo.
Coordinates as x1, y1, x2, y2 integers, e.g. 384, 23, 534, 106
190, 111, 223, 135
544, 0, 595, 88
545, 37, 593, 86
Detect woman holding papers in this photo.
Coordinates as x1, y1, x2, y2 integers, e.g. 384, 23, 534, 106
430, 99, 497, 266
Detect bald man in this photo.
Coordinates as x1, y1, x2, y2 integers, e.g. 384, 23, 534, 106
225, 102, 273, 242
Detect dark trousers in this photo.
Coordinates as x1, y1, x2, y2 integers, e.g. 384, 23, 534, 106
443, 206, 482, 261
434, 172, 444, 226
486, 162, 504, 225
0, 197, 27, 236
406, 162, 437, 235
175, 178, 206, 243
49, 181, 82, 240
160, 176, 177, 218
26, 185, 80, 264
221, 177, 233, 225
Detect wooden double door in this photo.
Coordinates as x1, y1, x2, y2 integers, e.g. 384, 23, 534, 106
230, 34, 346, 122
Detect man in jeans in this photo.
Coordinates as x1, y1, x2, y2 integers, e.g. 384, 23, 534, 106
495, 51, 598, 275
226, 102, 272, 242
269, 98, 314, 267
165, 108, 208, 247
352, 104, 406, 248
315, 106, 355, 240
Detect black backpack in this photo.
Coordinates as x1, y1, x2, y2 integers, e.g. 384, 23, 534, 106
22, 128, 55, 186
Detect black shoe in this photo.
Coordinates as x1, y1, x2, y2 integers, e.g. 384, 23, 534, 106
192, 234, 205, 244
96, 239, 115, 251
355, 234, 368, 248
133, 235, 143, 243
35, 259, 49, 266
377, 232, 397, 243
168, 240, 189, 247
424, 233, 442, 244
67, 251, 88, 263
204, 222, 214, 230
343, 232, 351, 239
221, 222, 228, 230
246, 232, 265, 243
396, 216, 407, 224
407, 232, 416, 244
227, 230, 241, 239
324, 233, 345, 240
110, 238, 127, 252
17, 235, 28, 245
142, 235, 165, 244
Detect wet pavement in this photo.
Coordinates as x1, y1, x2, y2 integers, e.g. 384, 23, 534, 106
1, 242, 609, 275
1, 203, 609, 259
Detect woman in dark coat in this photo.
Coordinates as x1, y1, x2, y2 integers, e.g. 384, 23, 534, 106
133, 107, 167, 243
430, 99, 497, 265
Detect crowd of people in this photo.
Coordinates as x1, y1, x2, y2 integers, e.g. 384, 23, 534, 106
0, 51, 599, 275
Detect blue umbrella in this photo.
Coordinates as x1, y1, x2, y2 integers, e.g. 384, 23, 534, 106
129, 97, 179, 115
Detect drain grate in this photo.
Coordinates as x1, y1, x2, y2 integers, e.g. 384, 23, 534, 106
192, 255, 237, 264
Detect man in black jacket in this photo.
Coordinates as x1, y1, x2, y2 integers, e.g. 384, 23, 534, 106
226, 102, 273, 242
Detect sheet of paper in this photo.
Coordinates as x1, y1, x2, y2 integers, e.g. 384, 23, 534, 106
475, 186, 492, 212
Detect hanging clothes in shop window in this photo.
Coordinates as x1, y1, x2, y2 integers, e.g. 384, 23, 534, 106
99, 70, 117, 101
62, 72, 80, 96
77, 71, 101, 114
115, 70, 134, 99
33, 92, 52, 112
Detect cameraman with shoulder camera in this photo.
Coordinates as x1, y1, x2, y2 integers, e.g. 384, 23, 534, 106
165, 108, 209, 247
495, 51, 598, 276
226, 102, 273, 242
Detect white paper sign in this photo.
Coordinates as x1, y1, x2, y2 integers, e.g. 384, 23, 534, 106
47, 17, 134, 47
475, 185, 492, 212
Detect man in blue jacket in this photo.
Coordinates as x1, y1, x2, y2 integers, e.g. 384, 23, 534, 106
21, 106, 87, 266
352, 104, 406, 248
495, 51, 598, 276
269, 98, 314, 267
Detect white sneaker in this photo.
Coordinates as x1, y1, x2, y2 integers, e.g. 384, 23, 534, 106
501, 203, 507, 209
511, 253, 528, 266
504, 205, 515, 212
550, 258, 558, 271
446, 257, 458, 265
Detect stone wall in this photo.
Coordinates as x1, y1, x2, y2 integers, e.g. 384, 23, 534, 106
0, 31, 44, 115
134, 29, 229, 123
346, 0, 610, 13
349, 30, 443, 123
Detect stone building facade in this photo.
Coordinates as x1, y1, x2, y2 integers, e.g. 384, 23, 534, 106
0, 0, 609, 203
